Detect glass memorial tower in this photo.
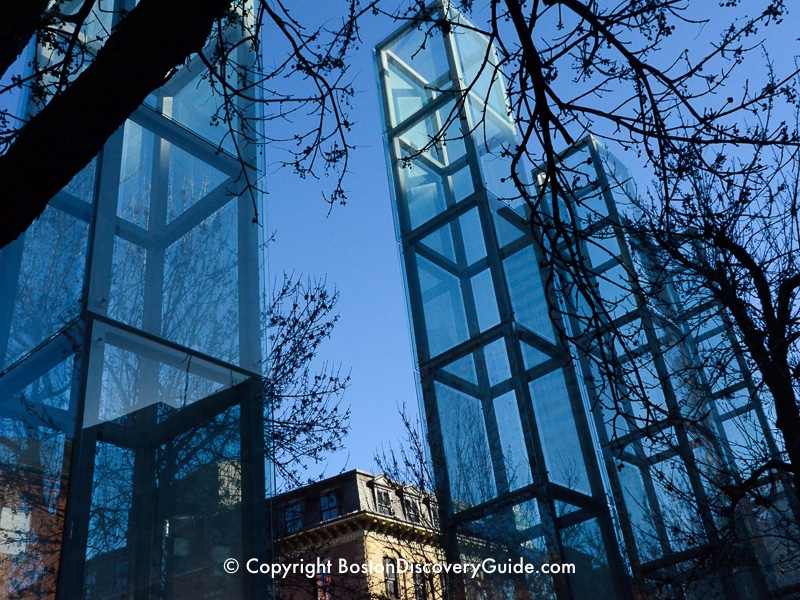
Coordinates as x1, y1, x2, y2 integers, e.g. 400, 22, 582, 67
376, 3, 796, 599
0, 2, 269, 599
533, 138, 798, 599
376, 6, 631, 600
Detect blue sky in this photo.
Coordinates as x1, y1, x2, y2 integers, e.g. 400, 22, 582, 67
263, 10, 416, 480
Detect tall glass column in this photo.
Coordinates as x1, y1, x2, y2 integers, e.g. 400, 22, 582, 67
377, 4, 797, 599
376, 5, 632, 600
541, 137, 797, 598
0, 2, 268, 599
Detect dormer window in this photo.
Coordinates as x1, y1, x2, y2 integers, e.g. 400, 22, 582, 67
377, 490, 393, 515
404, 499, 420, 523
284, 502, 303, 533
320, 492, 338, 521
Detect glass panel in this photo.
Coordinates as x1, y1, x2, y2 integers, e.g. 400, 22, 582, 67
396, 102, 469, 231
167, 145, 229, 223
650, 456, 703, 553
162, 200, 240, 364
450, 163, 474, 202
492, 391, 532, 490
715, 386, 752, 415
86, 442, 134, 559
418, 208, 484, 265
81, 401, 245, 599
584, 226, 621, 269
625, 355, 668, 421
0, 423, 71, 599
698, 332, 744, 394
470, 105, 521, 201
722, 411, 766, 472
459, 208, 486, 266
596, 144, 638, 218
559, 146, 599, 197
416, 255, 469, 358
384, 23, 451, 127
399, 102, 466, 163
617, 463, 661, 562
528, 370, 589, 493
453, 27, 506, 116
615, 317, 649, 353
385, 60, 429, 126
519, 341, 550, 371
493, 211, 525, 248
589, 361, 631, 442
401, 156, 447, 230
503, 247, 554, 342
470, 268, 499, 333
108, 237, 146, 329
461, 498, 541, 547
170, 67, 234, 154
386, 22, 451, 85
10, 354, 74, 411
81, 0, 115, 43
117, 120, 153, 228
573, 186, 608, 226
63, 157, 97, 203
562, 519, 613, 600
84, 321, 250, 428
441, 354, 478, 385
419, 222, 456, 263
435, 382, 496, 509
596, 264, 637, 320
5, 207, 89, 366
457, 499, 553, 599
483, 339, 511, 387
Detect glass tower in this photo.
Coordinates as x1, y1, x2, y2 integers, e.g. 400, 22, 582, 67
376, 4, 796, 599
0, 2, 268, 599
376, 6, 631, 600
534, 138, 797, 598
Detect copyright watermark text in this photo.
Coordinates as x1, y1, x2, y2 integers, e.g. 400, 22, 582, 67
225, 557, 575, 578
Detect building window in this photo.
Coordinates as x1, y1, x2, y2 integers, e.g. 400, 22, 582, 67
320, 492, 338, 521
0, 505, 31, 555
377, 490, 393, 515
317, 561, 332, 600
384, 558, 398, 598
285, 502, 303, 533
413, 570, 429, 600
404, 499, 420, 523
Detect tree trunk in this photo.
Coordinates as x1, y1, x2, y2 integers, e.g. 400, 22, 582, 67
0, 0, 234, 249
761, 360, 800, 506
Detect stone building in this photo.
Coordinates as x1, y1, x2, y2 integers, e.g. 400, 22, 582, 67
273, 470, 444, 600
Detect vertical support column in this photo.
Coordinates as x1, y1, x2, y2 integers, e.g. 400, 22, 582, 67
241, 377, 268, 600
55, 318, 99, 600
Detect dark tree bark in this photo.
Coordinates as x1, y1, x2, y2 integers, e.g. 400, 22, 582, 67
0, 0, 234, 248
0, 0, 49, 76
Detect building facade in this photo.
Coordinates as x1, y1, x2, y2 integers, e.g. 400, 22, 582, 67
273, 470, 444, 600
0, 2, 268, 599
375, 4, 797, 599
